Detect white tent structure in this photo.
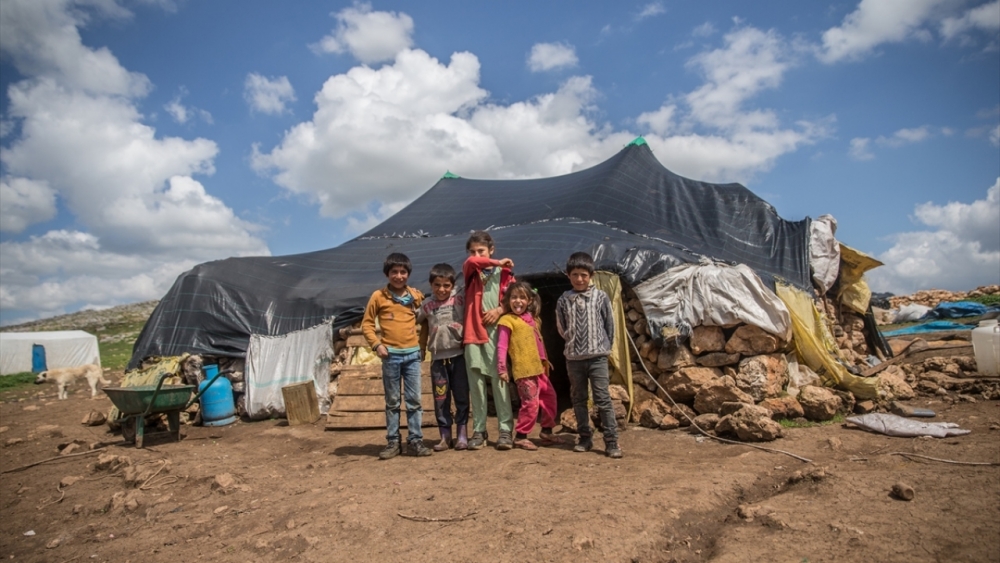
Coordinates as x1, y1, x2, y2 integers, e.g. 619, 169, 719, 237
0, 331, 101, 375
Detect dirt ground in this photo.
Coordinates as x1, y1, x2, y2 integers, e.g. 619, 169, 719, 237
1, 376, 998, 563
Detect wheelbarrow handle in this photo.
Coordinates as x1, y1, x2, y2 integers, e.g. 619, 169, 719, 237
184, 368, 230, 410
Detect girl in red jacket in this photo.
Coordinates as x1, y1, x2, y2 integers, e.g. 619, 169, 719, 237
463, 231, 515, 450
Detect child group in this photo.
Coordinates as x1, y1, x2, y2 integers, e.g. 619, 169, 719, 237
361, 231, 622, 460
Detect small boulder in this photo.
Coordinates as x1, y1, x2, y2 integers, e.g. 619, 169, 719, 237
735, 354, 788, 401
661, 366, 723, 403
60, 476, 84, 488
670, 403, 696, 427
878, 368, 915, 401
696, 352, 741, 368
692, 413, 720, 432
690, 326, 726, 354
657, 343, 696, 371
693, 382, 754, 415
853, 400, 876, 414
797, 385, 842, 421
715, 404, 783, 442
81, 411, 107, 426
559, 409, 578, 433
658, 414, 680, 430
758, 396, 804, 420
725, 325, 783, 355
212, 473, 236, 493
639, 407, 663, 429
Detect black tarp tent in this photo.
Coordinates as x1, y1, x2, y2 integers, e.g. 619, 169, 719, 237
128, 138, 811, 369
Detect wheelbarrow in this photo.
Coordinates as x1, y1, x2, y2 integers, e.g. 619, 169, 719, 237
103, 369, 228, 448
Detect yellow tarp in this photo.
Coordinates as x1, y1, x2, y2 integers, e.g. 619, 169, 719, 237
837, 244, 883, 314
594, 271, 634, 418
775, 283, 880, 400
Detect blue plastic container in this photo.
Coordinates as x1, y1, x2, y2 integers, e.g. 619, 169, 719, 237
199, 364, 237, 426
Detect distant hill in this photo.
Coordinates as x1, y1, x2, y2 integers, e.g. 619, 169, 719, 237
1, 301, 159, 334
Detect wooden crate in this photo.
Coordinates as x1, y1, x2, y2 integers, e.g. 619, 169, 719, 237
326, 361, 434, 430
282, 381, 320, 426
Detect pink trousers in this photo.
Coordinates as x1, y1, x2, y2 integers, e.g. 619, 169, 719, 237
515, 373, 557, 435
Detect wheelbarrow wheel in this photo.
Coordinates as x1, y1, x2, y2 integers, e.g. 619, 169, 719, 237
121, 417, 137, 443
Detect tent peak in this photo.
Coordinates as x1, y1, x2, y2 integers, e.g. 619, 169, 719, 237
441, 170, 460, 179
627, 136, 647, 147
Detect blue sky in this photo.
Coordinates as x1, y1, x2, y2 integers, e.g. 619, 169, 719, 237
1, 0, 998, 325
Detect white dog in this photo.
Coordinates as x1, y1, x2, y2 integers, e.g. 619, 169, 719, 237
34, 364, 112, 400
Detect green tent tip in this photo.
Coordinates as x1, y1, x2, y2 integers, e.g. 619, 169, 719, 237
627, 136, 647, 147
441, 170, 460, 179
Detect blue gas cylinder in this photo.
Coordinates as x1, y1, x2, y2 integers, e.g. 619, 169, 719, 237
199, 364, 237, 426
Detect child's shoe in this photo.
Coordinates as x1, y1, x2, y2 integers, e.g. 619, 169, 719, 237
605, 441, 623, 459
409, 440, 433, 457
434, 427, 452, 452
513, 437, 538, 451
573, 436, 593, 453
468, 431, 488, 450
495, 431, 513, 450
455, 425, 469, 451
378, 440, 401, 460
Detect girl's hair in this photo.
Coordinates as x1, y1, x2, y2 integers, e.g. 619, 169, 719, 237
466, 230, 494, 251
502, 281, 540, 317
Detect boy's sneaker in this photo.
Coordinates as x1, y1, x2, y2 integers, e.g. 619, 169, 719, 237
605, 441, 623, 459
378, 440, 401, 460
495, 431, 513, 450
468, 431, 488, 450
409, 440, 432, 457
573, 437, 593, 453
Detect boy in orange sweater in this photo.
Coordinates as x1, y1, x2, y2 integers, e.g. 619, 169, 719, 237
362, 253, 429, 460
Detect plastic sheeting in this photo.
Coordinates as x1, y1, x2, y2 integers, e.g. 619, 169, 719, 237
245, 320, 334, 420
847, 413, 971, 438
775, 283, 881, 400
923, 301, 995, 319
0, 331, 101, 375
881, 321, 972, 337
809, 214, 840, 294
837, 244, 882, 314
593, 271, 634, 418
130, 140, 812, 368
894, 304, 933, 323
633, 260, 792, 340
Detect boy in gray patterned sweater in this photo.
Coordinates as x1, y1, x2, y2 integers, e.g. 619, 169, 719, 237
555, 252, 622, 458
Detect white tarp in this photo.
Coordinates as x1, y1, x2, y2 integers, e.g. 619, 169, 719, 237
634, 260, 792, 340
809, 214, 840, 294
0, 331, 101, 375
245, 320, 334, 419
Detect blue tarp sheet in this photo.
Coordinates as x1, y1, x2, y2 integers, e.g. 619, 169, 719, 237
881, 320, 971, 337
921, 301, 994, 319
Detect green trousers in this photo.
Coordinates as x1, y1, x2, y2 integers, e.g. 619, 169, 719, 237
467, 365, 513, 434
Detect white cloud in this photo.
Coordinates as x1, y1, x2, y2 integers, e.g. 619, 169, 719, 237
940, 1, 1000, 41
255, 24, 828, 223
636, 2, 666, 21
991, 124, 1000, 146
244, 73, 296, 115
849, 137, 874, 160
692, 22, 716, 37
877, 125, 932, 147
818, 0, 949, 63
527, 42, 578, 72
868, 179, 1000, 293
165, 87, 212, 124
311, 2, 414, 64
0, 177, 57, 233
0, 0, 268, 321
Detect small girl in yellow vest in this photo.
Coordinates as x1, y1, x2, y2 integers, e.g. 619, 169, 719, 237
496, 281, 558, 450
